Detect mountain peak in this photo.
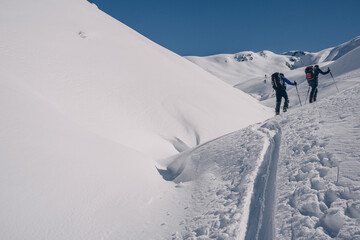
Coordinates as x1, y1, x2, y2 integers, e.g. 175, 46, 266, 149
234, 51, 255, 62
281, 50, 307, 57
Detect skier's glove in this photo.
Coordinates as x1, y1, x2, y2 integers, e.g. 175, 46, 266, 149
294, 81, 297, 86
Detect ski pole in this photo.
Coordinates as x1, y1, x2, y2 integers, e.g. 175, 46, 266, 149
295, 84, 302, 106
304, 86, 310, 105
329, 71, 339, 92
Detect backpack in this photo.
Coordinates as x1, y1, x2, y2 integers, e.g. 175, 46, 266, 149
305, 66, 315, 80
271, 72, 284, 90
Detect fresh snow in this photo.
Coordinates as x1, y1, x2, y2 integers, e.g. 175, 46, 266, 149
1, 0, 360, 239
164, 78, 360, 240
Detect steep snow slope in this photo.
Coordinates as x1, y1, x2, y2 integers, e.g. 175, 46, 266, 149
0, 0, 271, 160
0, 0, 272, 239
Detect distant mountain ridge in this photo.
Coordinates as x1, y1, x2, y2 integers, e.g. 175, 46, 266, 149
185, 35, 360, 86
324, 35, 360, 61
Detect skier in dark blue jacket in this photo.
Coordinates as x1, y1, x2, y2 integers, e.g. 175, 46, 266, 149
308, 65, 330, 103
272, 73, 297, 115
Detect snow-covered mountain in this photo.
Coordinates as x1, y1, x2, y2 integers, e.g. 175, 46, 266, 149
1, 0, 360, 239
186, 36, 360, 87
186, 50, 292, 86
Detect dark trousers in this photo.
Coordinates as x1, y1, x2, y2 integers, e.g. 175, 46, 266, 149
308, 80, 318, 103
275, 89, 289, 113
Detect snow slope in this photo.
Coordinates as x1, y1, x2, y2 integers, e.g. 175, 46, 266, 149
0, 74, 174, 239
0, 0, 272, 239
273, 81, 360, 240
0, 0, 271, 160
161, 71, 360, 240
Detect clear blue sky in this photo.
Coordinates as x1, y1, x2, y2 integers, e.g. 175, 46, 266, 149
88, 0, 360, 56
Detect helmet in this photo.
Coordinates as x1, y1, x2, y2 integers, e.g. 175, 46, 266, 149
315, 65, 319, 68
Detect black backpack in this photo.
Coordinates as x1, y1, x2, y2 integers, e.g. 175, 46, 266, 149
305, 66, 315, 80
271, 72, 284, 90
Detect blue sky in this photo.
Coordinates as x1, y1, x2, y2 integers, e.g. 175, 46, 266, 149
88, 0, 360, 56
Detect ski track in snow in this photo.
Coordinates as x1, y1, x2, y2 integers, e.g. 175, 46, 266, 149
166, 82, 360, 240
166, 126, 270, 240
245, 122, 281, 240
163, 121, 280, 240
237, 124, 274, 240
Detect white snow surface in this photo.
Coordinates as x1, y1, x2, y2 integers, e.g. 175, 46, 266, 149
0, 0, 272, 239
163, 75, 360, 240
1, 0, 360, 239
273, 84, 360, 240
177, 36, 360, 239
0, 0, 271, 160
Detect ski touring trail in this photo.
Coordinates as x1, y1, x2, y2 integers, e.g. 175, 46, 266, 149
160, 83, 360, 240
159, 121, 280, 240
245, 123, 281, 240
273, 85, 360, 240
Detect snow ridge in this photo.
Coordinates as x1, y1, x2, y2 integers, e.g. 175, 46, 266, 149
325, 36, 360, 61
